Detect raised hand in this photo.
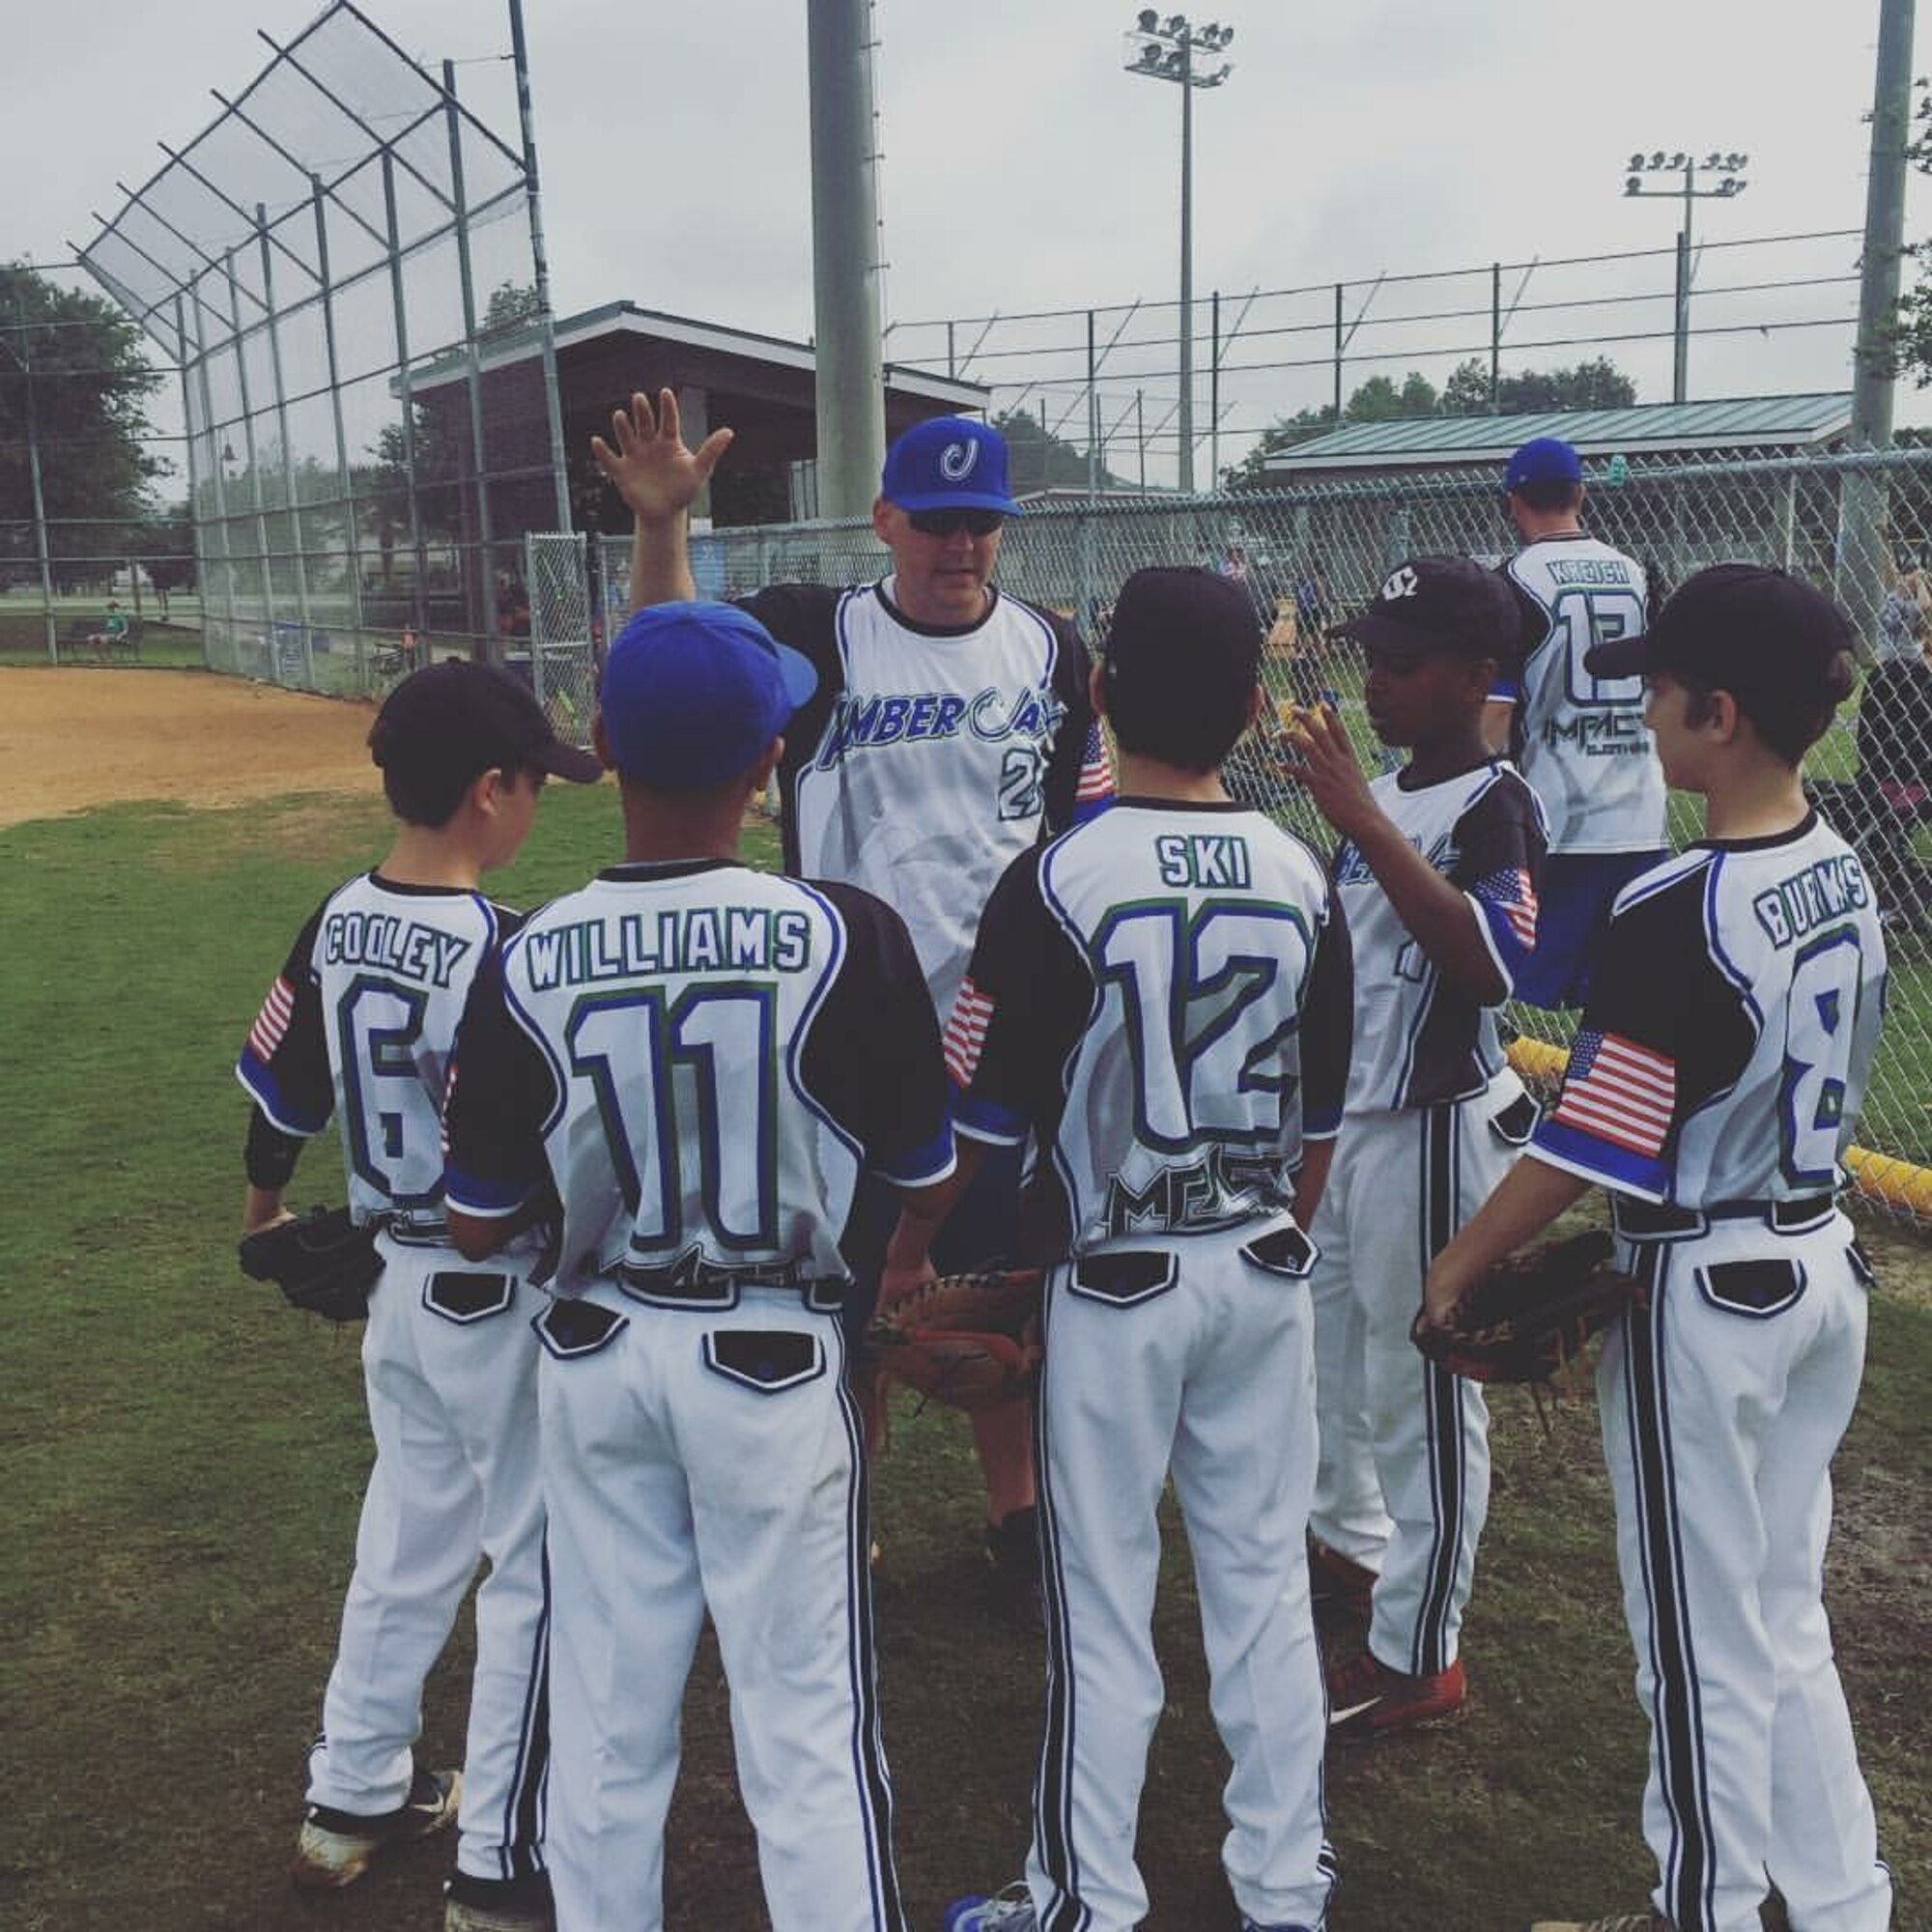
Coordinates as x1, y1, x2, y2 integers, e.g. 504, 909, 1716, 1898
590, 387, 734, 526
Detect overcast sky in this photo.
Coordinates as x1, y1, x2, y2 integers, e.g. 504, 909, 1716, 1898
10, 0, 1927, 472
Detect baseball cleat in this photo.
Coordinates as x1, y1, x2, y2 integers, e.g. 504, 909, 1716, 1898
290, 1764, 461, 1889
1522, 1915, 1673, 1932
443, 1866, 555, 1931
944, 1883, 1037, 1929
1326, 1648, 1464, 1742
983, 1506, 1045, 1633
1306, 1534, 1377, 1623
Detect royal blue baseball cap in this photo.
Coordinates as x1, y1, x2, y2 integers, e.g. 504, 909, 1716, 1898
1504, 436, 1584, 493
599, 601, 817, 789
879, 415, 1021, 514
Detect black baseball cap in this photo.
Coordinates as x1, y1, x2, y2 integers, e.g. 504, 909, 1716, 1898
1583, 564, 1856, 706
369, 658, 603, 790
1104, 564, 1261, 705
1334, 555, 1520, 664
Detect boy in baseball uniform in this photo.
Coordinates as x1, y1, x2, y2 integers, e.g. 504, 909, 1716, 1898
442, 602, 957, 1932
923, 566, 1355, 1932
1423, 566, 1893, 1932
1293, 556, 1548, 1740
235, 661, 601, 1929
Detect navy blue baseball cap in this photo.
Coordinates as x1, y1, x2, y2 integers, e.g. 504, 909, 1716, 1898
879, 415, 1021, 515
370, 658, 603, 787
1584, 564, 1856, 705
599, 601, 817, 789
1334, 555, 1520, 663
1504, 436, 1583, 493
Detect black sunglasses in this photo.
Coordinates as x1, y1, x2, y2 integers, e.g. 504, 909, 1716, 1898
907, 507, 1005, 538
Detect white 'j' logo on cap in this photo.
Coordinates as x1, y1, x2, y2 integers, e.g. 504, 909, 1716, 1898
939, 440, 980, 482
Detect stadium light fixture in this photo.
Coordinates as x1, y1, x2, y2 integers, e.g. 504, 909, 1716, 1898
1121, 9, 1236, 492
1621, 145, 1751, 403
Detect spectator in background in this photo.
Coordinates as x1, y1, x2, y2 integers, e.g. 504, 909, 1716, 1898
1876, 563, 1930, 665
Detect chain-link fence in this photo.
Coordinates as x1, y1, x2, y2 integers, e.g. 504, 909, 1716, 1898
527, 439, 1932, 1204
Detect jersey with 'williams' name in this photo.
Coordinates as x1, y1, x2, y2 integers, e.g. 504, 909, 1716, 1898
742, 579, 1112, 1023
1531, 812, 1888, 1206
947, 800, 1352, 1257
442, 861, 954, 1297
236, 873, 515, 1232
1334, 759, 1546, 1114
1500, 533, 1664, 854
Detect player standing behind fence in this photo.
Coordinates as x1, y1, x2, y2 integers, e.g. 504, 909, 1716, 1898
442, 602, 957, 1932
1291, 557, 1548, 1741
924, 566, 1353, 1932
1490, 436, 1666, 1009
591, 392, 1113, 1624
234, 661, 602, 1930
1423, 567, 1892, 1932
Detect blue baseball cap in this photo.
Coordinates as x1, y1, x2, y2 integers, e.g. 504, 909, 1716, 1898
879, 415, 1021, 514
599, 602, 817, 789
1504, 436, 1583, 493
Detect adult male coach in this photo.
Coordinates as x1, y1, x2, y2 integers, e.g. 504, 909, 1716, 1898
1490, 436, 1667, 1008
592, 393, 1113, 1619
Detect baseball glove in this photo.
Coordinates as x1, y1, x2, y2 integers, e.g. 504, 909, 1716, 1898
1410, 1228, 1637, 1385
866, 1267, 1045, 1412
238, 1205, 384, 1323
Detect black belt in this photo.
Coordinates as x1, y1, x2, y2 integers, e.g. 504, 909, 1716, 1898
1611, 1195, 1836, 1241
615, 1259, 846, 1314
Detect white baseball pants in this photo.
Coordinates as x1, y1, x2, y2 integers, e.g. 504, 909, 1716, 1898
1308, 1074, 1525, 1677
1603, 1214, 1892, 1932
306, 1236, 550, 1883
536, 1283, 901, 1932
1024, 1221, 1336, 1932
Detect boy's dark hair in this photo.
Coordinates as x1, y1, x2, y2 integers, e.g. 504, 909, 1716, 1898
1512, 477, 1584, 515
368, 658, 601, 826
1580, 564, 1859, 768
1102, 566, 1261, 773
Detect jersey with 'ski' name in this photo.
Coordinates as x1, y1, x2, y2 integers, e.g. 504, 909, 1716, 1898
1531, 813, 1888, 1205
743, 579, 1112, 1024
1333, 759, 1547, 1114
441, 862, 954, 1297
946, 800, 1353, 1254
235, 874, 515, 1231
1502, 534, 1665, 854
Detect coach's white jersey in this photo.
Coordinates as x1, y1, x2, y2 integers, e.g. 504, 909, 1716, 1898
1533, 814, 1888, 1206
1504, 534, 1665, 854
445, 863, 953, 1298
789, 582, 1096, 1021
949, 800, 1354, 1255
237, 873, 506, 1234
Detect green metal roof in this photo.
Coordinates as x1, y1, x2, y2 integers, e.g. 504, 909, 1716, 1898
1264, 393, 1852, 472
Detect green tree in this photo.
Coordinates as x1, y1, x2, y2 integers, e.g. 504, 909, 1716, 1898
1881, 85, 1932, 384
994, 404, 1132, 494
1223, 370, 1439, 488
480, 280, 542, 337
1440, 355, 1637, 415
0, 263, 162, 544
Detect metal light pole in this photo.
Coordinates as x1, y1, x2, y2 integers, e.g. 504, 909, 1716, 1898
1623, 150, 1748, 404
1122, 11, 1234, 494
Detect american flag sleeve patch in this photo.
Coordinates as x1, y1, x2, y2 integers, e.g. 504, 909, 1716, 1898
1550, 1028, 1675, 1158
944, 975, 995, 1088
1075, 721, 1114, 806
1471, 865, 1539, 954
246, 975, 297, 1063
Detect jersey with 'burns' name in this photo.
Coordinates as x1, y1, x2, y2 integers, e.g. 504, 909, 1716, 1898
946, 800, 1353, 1256
741, 580, 1113, 1023
441, 862, 954, 1296
1333, 759, 1547, 1114
1531, 813, 1888, 1206
237, 874, 514, 1234
1501, 533, 1664, 853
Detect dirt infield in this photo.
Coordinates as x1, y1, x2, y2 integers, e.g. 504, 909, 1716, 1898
1, 668, 377, 829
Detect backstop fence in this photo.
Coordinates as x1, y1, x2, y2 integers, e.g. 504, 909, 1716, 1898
525, 438, 1932, 1205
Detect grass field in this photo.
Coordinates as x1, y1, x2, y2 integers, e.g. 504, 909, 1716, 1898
4, 776, 1926, 1931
